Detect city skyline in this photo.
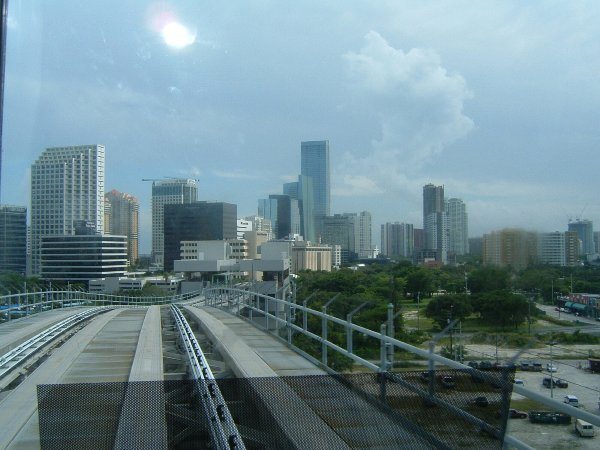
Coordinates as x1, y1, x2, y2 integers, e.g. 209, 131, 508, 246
3, 2, 600, 253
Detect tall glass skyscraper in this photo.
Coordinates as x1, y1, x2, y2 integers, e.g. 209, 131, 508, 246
301, 140, 330, 239
104, 190, 139, 266
422, 183, 447, 263
30, 145, 105, 276
151, 179, 197, 267
283, 175, 315, 242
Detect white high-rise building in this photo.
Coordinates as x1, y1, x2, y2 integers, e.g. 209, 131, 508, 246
151, 179, 197, 268
358, 211, 373, 258
381, 222, 414, 258
30, 145, 105, 276
446, 198, 469, 257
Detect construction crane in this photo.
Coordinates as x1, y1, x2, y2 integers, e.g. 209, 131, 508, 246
141, 177, 200, 185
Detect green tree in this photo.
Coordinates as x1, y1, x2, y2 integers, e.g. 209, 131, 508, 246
405, 268, 434, 299
424, 294, 472, 329
468, 267, 511, 293
472, 290, 529, 329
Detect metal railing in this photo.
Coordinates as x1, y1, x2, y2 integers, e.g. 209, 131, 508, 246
171, 304, 245, 450
201, 286, 600, 450
0, 289, 204, 324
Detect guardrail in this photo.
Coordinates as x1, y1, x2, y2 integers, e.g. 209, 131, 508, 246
171, 304, 245, 450
0, 289, 204, 324
201, 286, 600, 450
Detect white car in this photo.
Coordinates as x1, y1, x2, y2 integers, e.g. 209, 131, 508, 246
546, 364, 557, 372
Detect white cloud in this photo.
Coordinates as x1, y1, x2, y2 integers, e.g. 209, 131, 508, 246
212, 169, 259, 180
333, 174, 384, 197
337, 31, 474, 194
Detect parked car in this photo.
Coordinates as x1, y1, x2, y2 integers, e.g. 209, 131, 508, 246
440, 375, 455, 388
575, 419, 595, 437
543, 377, 555, 388
513, 378, 525, 385
564, 395, 579, 407
555, 379, 568, 388
474, 396, 489, 407
508, 409, 528, 419
547, 363, 558, 372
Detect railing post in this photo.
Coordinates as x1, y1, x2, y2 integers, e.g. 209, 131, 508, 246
346, 302, 369, 356
379, 324, 388, 402
322, 294, 340, 367
265, 296, 269, 331
302, 290, 319, 331
428, 318, 459, 403
286, 301, 292, 345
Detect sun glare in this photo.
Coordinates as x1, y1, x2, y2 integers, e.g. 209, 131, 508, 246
161, 22, 196, 49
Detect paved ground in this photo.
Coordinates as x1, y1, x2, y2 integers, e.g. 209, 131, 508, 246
506, 361, 599, 449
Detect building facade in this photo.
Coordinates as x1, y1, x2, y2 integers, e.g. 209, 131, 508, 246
381, 222, 414, 259
321, 214, 357, 264
357, 211, 373, 259
301, 140, 330, 239
423, 184, 447, 263
283, 175, 315, 242
291, 241, 332, 272
0, 205, 27, 274
30, 145, 105, 276
258, 195, 301, 240
104, 190, 139, 266
446, 198, 469, 257
40, 234, 127, 281
151, 179, 198, 268
482, 228, 537, 270
163, 201, 237, 271
568, 219, 594, 256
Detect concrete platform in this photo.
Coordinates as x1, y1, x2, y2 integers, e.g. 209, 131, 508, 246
185, 305, 325, 377
0, 308, 124, 449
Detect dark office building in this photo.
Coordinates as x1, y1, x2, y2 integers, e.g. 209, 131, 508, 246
40, 234, 127, 281
163, 201, 237, 271
0, 205, 27, 274
321, 214, 358, 264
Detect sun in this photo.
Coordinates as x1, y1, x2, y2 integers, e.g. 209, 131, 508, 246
161, 21, 196, 49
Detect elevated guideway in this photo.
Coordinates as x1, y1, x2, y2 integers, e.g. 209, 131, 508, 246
185, 305, 438, 449
0, 307, 161, 449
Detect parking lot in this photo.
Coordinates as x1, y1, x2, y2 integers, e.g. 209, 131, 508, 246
506, 360, 599, 449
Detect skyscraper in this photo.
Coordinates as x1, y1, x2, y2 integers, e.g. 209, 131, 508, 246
568, 219, 594, 255
446, 198, 469, 257
381, 222, 414, 259
163, 201, 237, 271
423, 184, 447, 263
301, 140, 330, 238
105, 190, 139, 266
151, 179, 197, 268
30, 145, 105, 276
283, 175, 315, 242
258, 195, 301, 240
321, 214, 357, 264
357, 211, 373, 258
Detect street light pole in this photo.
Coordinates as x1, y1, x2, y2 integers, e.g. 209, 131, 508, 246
417, 291, 420, 331
549, 340, 556, 398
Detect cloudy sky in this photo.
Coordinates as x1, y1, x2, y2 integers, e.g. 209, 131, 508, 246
3, 1, 600, 253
